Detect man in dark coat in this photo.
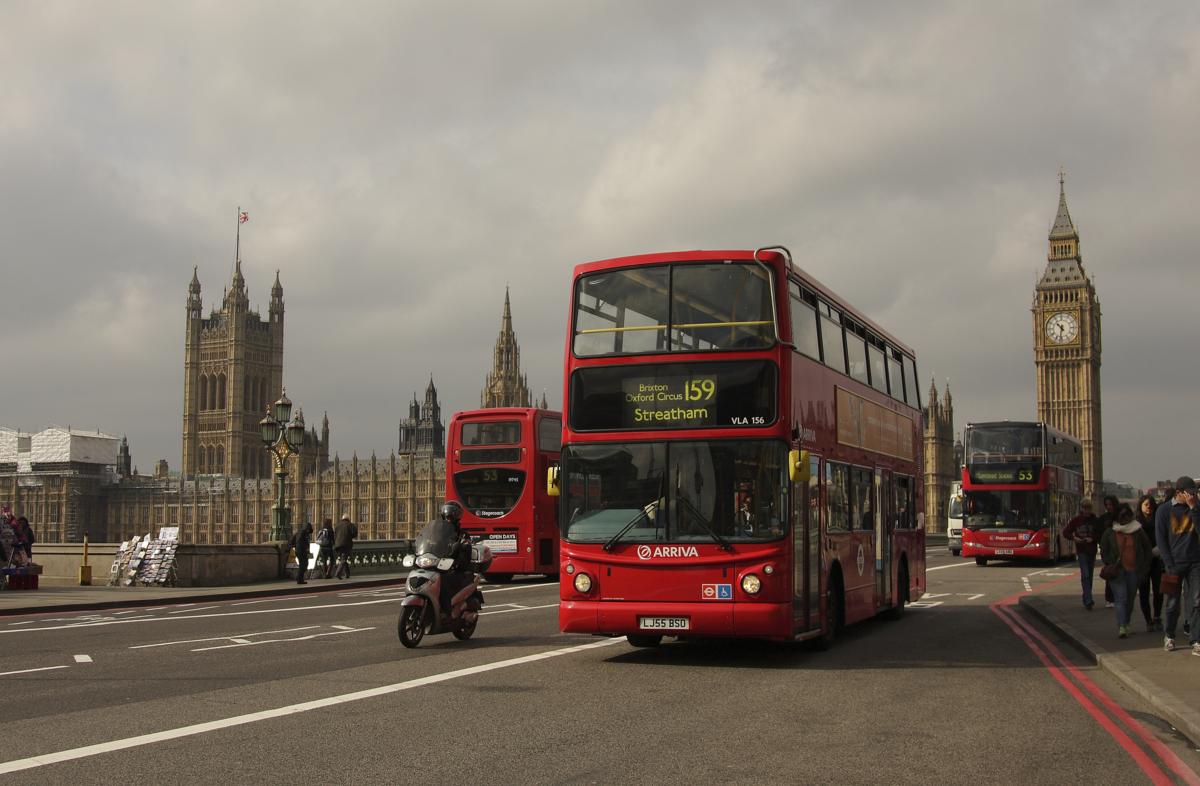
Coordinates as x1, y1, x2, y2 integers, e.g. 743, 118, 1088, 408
333, 514, 358, 579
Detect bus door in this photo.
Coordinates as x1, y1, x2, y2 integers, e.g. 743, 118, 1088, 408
793, 453, 822, 633
875, 468, 892, 610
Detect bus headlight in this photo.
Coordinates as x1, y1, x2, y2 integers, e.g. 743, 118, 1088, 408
741, 574, 762, 595
574, 573, 593, 594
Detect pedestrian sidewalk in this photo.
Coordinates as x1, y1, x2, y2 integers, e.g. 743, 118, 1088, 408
0, 571, 410, 616
1020, 581, 1200, 746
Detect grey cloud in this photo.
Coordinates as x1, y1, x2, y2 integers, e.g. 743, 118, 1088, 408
1, 2, 1198, 486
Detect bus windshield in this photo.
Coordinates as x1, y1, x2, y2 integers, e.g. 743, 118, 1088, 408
453, 468, 526, 518
963, 489, 1046, 530
561, 440, 788, 543
573, 263, 775, 357
966, 425, 1042, 464
462, 421, 521, 445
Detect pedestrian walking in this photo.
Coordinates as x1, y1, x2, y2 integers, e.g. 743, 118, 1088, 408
315, 518, 336, 578
1136, 494, 1164, 631
1155, 476, 1200, 655
333, 513, 358, 579
1099, 504, 1151, 639
1098, 495, 1120, 608
293, 522, 313, 584
1064, 499, 1101, 610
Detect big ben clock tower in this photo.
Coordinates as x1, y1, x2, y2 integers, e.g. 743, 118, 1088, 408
1033, 172, 1103, 501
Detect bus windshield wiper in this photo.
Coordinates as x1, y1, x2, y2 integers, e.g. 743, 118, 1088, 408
603, 501, 658, 552
676, 495, 733, 552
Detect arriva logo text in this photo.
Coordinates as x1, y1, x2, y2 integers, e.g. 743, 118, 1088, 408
636, 545, 700, 560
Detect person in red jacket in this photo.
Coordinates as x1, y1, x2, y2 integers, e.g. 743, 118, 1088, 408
1064, 499, 1100, 610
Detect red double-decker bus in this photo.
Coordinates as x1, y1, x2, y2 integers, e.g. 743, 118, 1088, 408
961, 421, 1082, 565
551, 247, 925, 646
446, 408, 562, 581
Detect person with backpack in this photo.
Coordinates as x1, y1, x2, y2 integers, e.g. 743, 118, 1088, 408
1156, 476, 1200, 654
315, 518, 335, 578
1099, 504, 1151, 639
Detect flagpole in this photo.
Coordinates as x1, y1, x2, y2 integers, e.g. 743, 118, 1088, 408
236, 204, 241, 265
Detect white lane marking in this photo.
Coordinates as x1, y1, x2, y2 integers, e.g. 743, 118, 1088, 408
192, 626, 375, 651
909, 601, 944, 609
0, 637, 622, 774
143, 607, 168, 612
130, 626, 322, 649
960, 593, 985, 600
483, 582, 554, 593
113, 611, 138, 616
0, 665, 69, 677
1041, 571, 1074, 577
927, 562, 977, 572
2, 598, 401, 635
231, 595, 318, 606
922, 593, 951, 599
1022, 577, 1033, 591
73, 655, 92, 663
7, 620, 38, 626
170, 606, 218, 614
173, 603, 195, 608
479, 603, 558, 616
330, 625, 357, 631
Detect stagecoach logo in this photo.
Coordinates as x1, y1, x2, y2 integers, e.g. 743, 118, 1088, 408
856, 544, 866, 576
636, 545, 700, 560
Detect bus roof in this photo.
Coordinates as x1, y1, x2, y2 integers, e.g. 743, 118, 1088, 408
449, 408, 562, 422
572, 249, 916, 358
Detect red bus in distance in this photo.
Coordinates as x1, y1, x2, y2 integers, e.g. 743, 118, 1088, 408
960, 421, 1082, 565
551, 247, 926, 646
446, 408, 562, 581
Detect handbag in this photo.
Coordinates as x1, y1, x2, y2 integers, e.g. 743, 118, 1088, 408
1161, 573, 1181, 597
1099, 562, 1120, 581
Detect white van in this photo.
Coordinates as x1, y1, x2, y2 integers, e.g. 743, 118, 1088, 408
947, 482, 963, 556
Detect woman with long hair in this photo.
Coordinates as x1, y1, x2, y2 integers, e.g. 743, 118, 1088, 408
1135, 494, 1163, 631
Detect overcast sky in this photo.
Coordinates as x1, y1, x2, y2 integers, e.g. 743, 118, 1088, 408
2, 2, 1197, 489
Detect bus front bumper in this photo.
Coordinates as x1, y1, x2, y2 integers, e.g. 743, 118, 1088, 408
560, 599, 793, 640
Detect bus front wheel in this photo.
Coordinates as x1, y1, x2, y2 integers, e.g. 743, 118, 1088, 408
975, 556, 988, 567
812, 577, 844, 651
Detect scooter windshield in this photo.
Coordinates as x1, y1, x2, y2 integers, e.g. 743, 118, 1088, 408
413, 519, 459, 558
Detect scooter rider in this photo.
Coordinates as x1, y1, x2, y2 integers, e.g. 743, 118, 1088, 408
438, 501, 474, 615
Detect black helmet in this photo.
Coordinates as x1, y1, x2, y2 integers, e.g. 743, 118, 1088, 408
440, 500, 463, 524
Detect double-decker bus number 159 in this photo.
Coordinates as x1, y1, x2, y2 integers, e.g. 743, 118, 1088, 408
685, 378, 716, 401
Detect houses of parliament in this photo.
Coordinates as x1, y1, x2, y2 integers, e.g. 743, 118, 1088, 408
1, 262, 543, 544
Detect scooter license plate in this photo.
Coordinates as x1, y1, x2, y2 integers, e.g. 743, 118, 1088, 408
639, 616, 690, 631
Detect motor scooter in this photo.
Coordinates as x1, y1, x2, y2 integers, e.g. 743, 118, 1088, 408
398, 518, 492, 648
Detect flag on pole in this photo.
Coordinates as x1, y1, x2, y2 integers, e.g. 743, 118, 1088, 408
239, 211, 250, 224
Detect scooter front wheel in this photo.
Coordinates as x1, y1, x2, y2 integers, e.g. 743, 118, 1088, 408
398, 604, 429, 648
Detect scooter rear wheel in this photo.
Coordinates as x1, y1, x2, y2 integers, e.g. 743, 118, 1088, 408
398, 605, 429, 648
453, 614, 478, 640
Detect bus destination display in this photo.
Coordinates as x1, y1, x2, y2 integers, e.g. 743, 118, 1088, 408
968, 465, 1041, 484
569, 361, 776, 431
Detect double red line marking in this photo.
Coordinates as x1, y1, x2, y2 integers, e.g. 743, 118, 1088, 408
991, 576, 1199, 785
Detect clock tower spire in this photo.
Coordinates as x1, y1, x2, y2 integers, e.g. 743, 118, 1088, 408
1033, 172, 1103, 501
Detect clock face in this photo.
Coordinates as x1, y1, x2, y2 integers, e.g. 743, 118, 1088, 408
1045, 312, 1079, 344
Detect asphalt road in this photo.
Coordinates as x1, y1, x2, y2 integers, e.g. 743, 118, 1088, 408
2, 548, 1197, 785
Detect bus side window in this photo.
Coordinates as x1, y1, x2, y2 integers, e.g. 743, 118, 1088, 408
826, 462, 849, 531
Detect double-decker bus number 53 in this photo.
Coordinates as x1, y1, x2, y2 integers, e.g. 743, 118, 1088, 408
685, 378, 715, 401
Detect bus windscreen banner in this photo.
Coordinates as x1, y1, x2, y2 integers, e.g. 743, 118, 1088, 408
569, 361, 776, 430
968, 465, 1041, 484
836, 387, 914, 461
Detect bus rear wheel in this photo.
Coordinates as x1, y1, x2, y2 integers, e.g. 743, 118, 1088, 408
883, 563, 909, 620
975, 556, 988, 567
627, 635, 662, 648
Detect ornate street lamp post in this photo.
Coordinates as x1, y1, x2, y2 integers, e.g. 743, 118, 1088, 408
260, 389, 305, 542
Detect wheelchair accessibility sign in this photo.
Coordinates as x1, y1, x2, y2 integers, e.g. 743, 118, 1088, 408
701, 583, 733, 600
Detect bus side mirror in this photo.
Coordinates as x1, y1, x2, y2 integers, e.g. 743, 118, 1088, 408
789, 449, 810, 483
547, 465, 560, 497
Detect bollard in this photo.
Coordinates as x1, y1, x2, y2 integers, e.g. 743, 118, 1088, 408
78, 535, 92, 586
